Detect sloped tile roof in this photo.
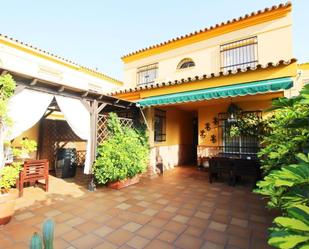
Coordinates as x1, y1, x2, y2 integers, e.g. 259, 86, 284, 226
110, 58, 297, 95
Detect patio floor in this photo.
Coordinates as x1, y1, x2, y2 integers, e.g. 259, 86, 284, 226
0, 166, 274, 249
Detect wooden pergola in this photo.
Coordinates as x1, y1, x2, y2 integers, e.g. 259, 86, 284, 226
0, 68, 141, 176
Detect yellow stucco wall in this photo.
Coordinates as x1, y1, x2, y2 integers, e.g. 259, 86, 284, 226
123, 9, 292, 88
116, 63, 297, 101
12, 122, 40, 147
12, 122, 40, 159
299, 63, 309, 86
154, 107, 194, 147
198, 94, 276, 147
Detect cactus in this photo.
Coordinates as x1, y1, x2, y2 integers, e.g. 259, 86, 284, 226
30, 219, 54, 249
30, 233, 42, 249
42, 219, 54, 249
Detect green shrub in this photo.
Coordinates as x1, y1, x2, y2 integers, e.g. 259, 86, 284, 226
0, 163, 20, 192
93, 113, 149, 184
255, 85, 309, 249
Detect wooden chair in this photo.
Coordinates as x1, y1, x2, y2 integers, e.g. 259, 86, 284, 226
17, 159, 49, 197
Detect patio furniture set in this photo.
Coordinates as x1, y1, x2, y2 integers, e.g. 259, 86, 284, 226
208, 157, 261, 186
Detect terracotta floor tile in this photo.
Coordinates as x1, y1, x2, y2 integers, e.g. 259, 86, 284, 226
226, 225, 251, 238
177, 208, 195, 216
230, 218, 248, 228
94, 241, 118, 249
71, 233, 103, 249
136, 224, 161, 240
144, 239, 174, 249
208, 221, 228, 232
54, 222, 73, 237
163, 206, 178, 213
53, 238, 71, 249
65, 217, 86, 227
188, 217, 209, 229
157, 230, 178, 243
127, 205, 146, 213
93, 225, 114, 238
104, 217, 129, 229
172, 214, 190, 223
183, 225, 204, 237
105, 229, 134, 246
3, 167, 275, 249
5, 242, 28, 249
201, 241, 225, 249
62, 228, 83, 242
142, 208, 159, 216
127, 235, 150, 249
122, 222, 142, 232
15, 211, 35, 221
74, 220, 101, 233
53, 212, 75, 223
203, 229, 228, 245
175, 234, 203, 249
194, 211, 211, 220
147, 217, 168, 228
155, 211, 175, 220
228, 235, 250, 249
163, 220, 187, 235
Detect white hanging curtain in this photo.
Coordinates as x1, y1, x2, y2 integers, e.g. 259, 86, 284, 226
55, 95, 92, 174
7, 89, 54, 140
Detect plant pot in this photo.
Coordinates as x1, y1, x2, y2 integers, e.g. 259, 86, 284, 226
108, 175, 140, 190
0, 189, 18, 225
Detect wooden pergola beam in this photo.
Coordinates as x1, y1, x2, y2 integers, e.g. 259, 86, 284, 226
30, 79, 38, 86
0, 68, 136, 109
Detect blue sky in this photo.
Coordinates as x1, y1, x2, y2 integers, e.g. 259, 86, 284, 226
1, 0, 308, 80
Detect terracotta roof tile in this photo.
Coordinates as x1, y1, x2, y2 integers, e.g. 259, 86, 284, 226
110, 58, 297, 95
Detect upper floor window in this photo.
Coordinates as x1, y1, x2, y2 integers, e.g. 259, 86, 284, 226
177, 58, 195, 69
137, 63, 158, 85
220, 36, 258, 72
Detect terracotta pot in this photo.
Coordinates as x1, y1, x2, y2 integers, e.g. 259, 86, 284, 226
0, 189, 18, 225
108, 175, 140, 190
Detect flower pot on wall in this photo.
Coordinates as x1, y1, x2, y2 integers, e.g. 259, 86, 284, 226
107, 175, 140, 190
0, 189, 18, 225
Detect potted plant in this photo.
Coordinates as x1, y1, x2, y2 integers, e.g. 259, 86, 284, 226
0, 74, 18, 225
0, 162, 20, 225
93, 113, 149, 189
0, 138, 37, 225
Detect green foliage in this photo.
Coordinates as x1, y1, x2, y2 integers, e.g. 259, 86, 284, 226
228, 112, 268, 139
12, 138, 37, 158
255, 153, 309, 209
255, 84, 309, 249
0, 163, 21, 192
30, 219, 54, 249
268, 205, 309, 249
258, 92, 309, 173
93, 113, 149, 184
0, 74, 16, 126
0, 139, 37, 192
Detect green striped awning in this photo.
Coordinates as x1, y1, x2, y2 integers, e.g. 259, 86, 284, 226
138, 77, 293, 107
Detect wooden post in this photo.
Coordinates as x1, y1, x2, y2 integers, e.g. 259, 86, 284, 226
90, 100, 98, 167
